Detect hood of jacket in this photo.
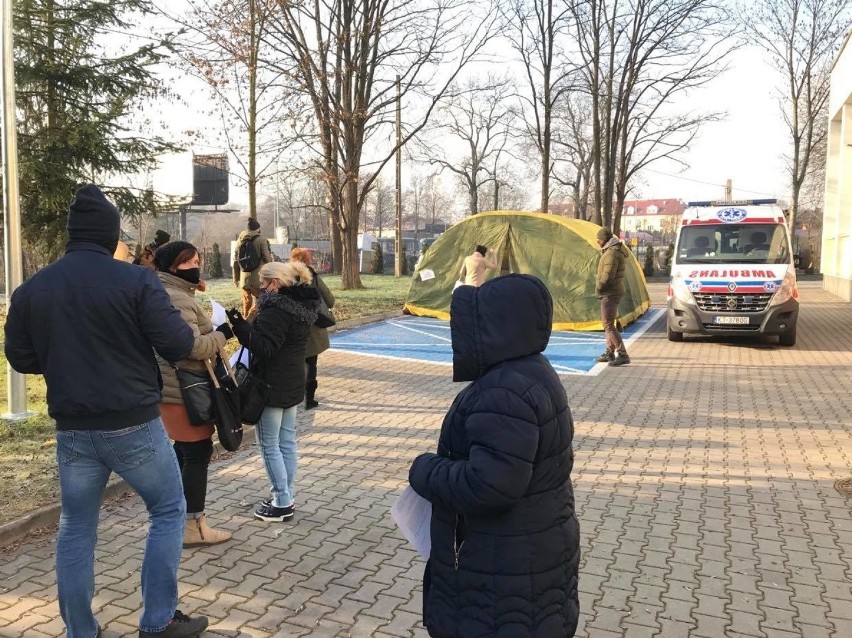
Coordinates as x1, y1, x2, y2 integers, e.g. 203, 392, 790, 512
238, 229, 261, 242
450, 273, 553, 382
601, 236, 622, 252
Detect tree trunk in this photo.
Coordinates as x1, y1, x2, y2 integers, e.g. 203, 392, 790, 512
788, 183, 800, 236
329, 206, 342, 274
247, 0, 258, 219
340, 227, 362, 288
572, 179, 582, 219
341, 178, 363, 289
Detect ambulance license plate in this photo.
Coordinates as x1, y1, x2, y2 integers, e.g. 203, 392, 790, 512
714, 316, 750, 325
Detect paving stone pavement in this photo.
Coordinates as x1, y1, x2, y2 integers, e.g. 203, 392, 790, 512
1, 281, 851, 638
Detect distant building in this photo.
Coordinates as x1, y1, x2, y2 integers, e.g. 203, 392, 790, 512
422, 222, 451, 235
620, 199, 685, 233
824, 32, 852, 301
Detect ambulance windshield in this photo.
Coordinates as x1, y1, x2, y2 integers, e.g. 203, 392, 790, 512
676, 224, 790, 265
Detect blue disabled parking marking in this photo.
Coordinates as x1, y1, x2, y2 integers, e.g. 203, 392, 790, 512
330, 308, 664, 376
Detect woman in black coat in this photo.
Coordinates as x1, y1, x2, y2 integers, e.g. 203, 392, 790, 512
227, 261, 318, 522
409, 274, 580, 638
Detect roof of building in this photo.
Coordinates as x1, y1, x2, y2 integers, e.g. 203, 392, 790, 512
622, 199, 686, 216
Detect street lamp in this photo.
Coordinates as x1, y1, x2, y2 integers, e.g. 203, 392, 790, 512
2, 0, 32, 419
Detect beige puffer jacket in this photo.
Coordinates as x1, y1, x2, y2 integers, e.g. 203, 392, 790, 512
156, 272, 227, 404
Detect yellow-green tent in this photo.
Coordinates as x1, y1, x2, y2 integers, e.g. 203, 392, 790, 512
405, 211, 651, 330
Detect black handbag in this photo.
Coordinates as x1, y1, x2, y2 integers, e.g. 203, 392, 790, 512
232, 346, 267, 425
205, 353, 243, 452
314, 275, 336, 328
175, 367, 214, 425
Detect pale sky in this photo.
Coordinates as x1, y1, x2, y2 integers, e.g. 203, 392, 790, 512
151, 44, 792, 210
634, 46, 790, 203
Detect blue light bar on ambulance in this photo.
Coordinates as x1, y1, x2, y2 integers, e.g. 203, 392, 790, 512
686, 198, 777, 207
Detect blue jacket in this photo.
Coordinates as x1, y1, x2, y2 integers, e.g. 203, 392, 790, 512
4, 242, 194, 430
409, 274, 580, 638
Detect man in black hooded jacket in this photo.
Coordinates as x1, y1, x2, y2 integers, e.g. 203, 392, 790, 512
4, 184, 208, 638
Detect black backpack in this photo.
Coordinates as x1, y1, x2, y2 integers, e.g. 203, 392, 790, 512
237, 236, 262, 273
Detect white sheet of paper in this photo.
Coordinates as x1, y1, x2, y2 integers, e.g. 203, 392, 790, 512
391, 486, 432, 559
210, 299, 228, 327
419, 268, 435, 281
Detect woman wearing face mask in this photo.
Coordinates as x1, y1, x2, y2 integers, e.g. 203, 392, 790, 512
154, 241, 235, 547
226, 261, 319, 522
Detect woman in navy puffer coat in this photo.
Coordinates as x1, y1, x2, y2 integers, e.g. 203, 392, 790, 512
409, 274, 580, 638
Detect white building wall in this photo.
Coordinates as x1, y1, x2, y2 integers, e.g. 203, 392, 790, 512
823, 33, 852, 301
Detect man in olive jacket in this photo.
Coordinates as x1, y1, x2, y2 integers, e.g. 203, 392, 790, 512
233, 218, 273, 317
595, 226, 630, 366
4, 184, 208, 637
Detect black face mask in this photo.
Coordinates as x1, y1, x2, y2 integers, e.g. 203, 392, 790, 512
174, 268, 201, 285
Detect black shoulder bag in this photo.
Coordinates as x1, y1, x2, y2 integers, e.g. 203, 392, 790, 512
175, 365, 218, 425
232, 345, 268, 425
314, 275, 336, 328
204, 351, 243, 452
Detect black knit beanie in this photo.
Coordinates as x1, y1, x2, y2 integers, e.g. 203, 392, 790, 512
66, 184, 121, 251
154, 229, 171, 246
154, 240, 197, 272
247, 218, 260, 231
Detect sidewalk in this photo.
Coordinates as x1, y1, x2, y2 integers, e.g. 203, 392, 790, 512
1, 281, 850, 637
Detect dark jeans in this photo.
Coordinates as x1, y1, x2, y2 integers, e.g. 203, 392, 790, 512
600, 295, 626, 355
173, 439, 213, 514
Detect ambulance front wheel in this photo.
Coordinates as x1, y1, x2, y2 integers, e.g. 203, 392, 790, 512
667, 323, 684, 342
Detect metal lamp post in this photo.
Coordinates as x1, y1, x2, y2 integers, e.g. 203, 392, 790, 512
2, 0, 32, 419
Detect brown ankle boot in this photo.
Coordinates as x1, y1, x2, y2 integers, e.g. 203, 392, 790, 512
184, 514, 232, 547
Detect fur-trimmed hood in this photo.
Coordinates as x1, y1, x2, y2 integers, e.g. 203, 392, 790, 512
258, 286, 319, 324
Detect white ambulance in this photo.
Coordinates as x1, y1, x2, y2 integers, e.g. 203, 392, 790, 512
666, 200, 799, 346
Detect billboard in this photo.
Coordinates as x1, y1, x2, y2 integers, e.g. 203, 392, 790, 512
191, 153, 229, 206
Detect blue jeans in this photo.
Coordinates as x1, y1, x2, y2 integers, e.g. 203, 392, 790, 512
56, 419, 186, 637
256, 405, 298, 507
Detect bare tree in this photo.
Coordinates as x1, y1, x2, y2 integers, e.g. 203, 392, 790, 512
552, 92, 594, 219
798, 112, 827, 214
274, 167, 333, 241
422, 175, 455, 231
567, 0, 731, 233
404, 170, 432, 237
263, 0, 498, 288
501, 0, 573, 213
741, 0, 848, 233
418, 75, 517, 216
365, 176, 395, 238
167, 0, 288, 219
486, 164, 531, 211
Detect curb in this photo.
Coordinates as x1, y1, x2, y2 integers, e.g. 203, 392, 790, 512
328, 309, 404, 332
0, 310, 403, 550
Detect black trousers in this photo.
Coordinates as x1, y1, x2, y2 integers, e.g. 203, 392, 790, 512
173, 439, 213, 514
305, 356, 318, 394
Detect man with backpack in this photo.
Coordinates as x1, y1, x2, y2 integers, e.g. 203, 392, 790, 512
233, 218, 273, 316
